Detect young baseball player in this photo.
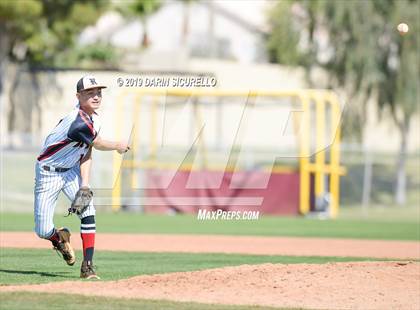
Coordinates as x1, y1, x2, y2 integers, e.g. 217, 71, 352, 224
34, 75, 129, 279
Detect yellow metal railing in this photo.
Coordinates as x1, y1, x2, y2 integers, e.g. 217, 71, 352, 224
112, 89, 345, 218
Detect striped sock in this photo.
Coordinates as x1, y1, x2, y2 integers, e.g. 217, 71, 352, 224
48, 229, 60, 246
80, 215, 95, 262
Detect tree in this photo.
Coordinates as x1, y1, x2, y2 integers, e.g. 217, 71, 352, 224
266, 1, 306, 66
266, 0, 419, 205
376, 0, 419, 205
115, 0, 162, 48
0, 0, 108, 66
0, 0, 42, 91
268, 0, 387, 140
0, 0, 108, 141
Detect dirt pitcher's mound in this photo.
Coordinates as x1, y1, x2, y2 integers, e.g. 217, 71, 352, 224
1, 262, 419, 309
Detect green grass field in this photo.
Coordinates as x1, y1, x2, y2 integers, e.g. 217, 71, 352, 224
1, 211, 418, 240
0, 292, 293, 310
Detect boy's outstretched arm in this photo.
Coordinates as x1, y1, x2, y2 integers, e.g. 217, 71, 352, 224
92, 135, 130, 154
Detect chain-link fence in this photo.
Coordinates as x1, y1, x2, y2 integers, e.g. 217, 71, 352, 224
340, 145, 420, 208
1, 146, 419, 213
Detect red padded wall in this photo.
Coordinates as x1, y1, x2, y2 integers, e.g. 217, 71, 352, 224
143, 170, 300, 215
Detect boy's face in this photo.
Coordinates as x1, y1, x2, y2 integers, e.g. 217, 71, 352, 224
77, 88, 103, 113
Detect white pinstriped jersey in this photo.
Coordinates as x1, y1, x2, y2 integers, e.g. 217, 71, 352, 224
37, 106, 101, 168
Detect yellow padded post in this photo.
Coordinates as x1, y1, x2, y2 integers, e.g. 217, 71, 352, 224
314, 92, 326, 207
298, 93, 311, 215
112, 91, 126, 211
328, 93, 342, 218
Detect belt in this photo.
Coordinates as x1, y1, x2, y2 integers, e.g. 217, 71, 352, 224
42, 165, 70, 173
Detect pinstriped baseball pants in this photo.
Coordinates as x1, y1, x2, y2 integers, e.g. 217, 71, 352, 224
34, 162, 95, 239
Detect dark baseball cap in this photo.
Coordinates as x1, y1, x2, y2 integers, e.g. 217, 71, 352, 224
77, 75, 107, 92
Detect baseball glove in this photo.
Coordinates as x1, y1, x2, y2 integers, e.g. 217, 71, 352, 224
67, 186, 93, 216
